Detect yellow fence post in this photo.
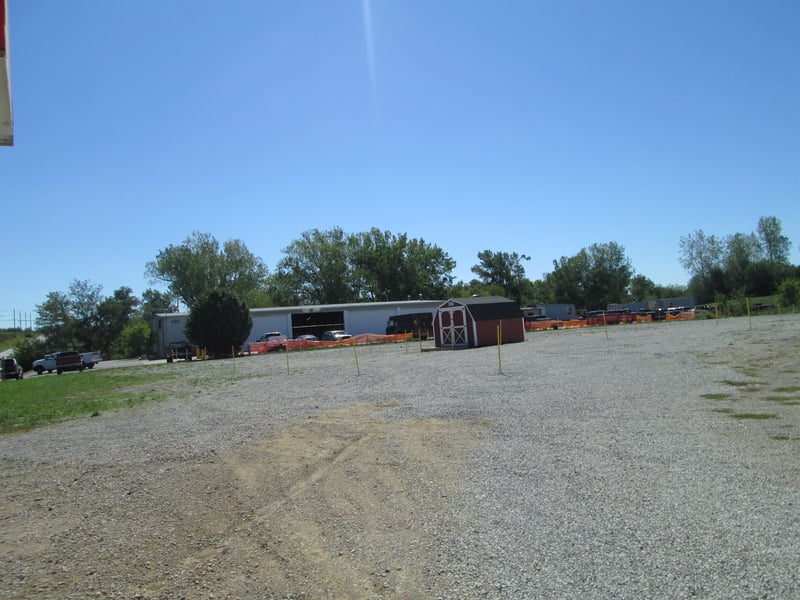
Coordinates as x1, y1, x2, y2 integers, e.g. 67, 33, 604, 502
352, 338, 360, 376
747, 297, 752, 330
497, 322, 503, 375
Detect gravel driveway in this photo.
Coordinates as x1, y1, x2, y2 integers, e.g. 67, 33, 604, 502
1, 314, 798, 598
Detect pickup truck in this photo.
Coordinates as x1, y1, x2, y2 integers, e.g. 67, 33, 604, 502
33, 351, 85, 375
81, 351, 102, 369
166, 341, 195, 363
34, 351, 100, 374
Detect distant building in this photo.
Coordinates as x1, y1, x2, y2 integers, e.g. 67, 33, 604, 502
150, 299, 442, 357
608, 297, 695, 313
522, 304, 577, 321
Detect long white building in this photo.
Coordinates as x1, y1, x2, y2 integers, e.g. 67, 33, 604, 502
151, 299, 442, 357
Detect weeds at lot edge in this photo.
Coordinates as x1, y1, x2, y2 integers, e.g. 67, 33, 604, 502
0, 368, 191, 433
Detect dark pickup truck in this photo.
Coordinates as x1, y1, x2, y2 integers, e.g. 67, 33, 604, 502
55, 351, 85, 374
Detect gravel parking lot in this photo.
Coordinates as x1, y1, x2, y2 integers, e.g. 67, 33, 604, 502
1, 314, 799, 598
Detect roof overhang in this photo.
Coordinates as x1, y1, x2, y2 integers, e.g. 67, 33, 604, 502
0, 0, 13, 146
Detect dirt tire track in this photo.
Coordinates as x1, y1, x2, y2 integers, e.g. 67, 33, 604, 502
0, 402, 487, 599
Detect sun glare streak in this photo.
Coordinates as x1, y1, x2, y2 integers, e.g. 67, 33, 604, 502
362, 0, 377, 95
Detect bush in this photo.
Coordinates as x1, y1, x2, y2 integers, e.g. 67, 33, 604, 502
11, 335, 48, 371
777, 278, 800, 312
185, 290, 252, 355
119, 321, 152, 358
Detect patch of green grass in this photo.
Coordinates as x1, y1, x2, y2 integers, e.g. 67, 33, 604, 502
774, 386, 800, 393
720, 379, 765, 387
763, 396, 800, 406
730, 413, 780, 420
713, 408, 736, 414
701, 393, 733, 401
771, 435, 800, 442
0, 368, 183, 433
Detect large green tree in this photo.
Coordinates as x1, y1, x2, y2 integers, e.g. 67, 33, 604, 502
35, 291, 74, 350
274, 228, 456, 304
34, 280, 139, 356
94, 286, 140, 356
629, 275, 657, 301
274, 228, 355, 305
139, 288, 179, 318
350, 229, 411, 300
722, 232, 763, 294
184, 289, 253, 355
757, 215, 791, 264
680, 218, 795, 301
547, 242, 633, 309
146, 232, 269, 309
470, 250, 532, 305
395, 237, 456, 300
35, 280, 103, 352
679, 230, 725, 302
679, 230, 724, 280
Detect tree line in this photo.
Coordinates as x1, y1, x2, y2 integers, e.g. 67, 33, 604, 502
14, 215, 797, 366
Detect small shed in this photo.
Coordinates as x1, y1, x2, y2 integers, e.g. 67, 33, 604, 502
433, 296, 524, 349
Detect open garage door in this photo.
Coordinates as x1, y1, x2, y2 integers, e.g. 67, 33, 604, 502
291, 311, 345, 339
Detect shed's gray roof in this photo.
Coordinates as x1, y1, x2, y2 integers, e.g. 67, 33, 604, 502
440, 296, 522, 320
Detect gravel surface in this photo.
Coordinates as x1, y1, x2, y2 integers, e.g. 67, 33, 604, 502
1, 314, 799, 598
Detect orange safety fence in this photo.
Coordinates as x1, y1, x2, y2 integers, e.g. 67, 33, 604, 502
525, 314, 654, 333
247, 333, 413, 355
665, 309, 696, 321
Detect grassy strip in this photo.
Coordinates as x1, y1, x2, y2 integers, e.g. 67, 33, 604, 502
0, 369, 178, 433
720, 379, 765, 388
701, 393, 733, 401
730, 413, 779, 420
763, 396, 800, 406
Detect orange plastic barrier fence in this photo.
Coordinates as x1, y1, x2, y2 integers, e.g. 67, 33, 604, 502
525, 314, 654, 333
665, 310, 696, 321
247, 333, 412, 354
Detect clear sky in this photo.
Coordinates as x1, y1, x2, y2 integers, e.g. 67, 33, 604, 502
2, 1, 798, 327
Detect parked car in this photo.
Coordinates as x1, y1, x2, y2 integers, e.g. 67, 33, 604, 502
257, 332, 287, 342
322, 330, 352, 341
256, 332, 288, 352
2, 357, 23, 380
295, 334, 318, 341
166, 341, 195, 362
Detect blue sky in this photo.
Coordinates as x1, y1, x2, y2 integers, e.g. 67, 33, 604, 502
2, 1, 798, 327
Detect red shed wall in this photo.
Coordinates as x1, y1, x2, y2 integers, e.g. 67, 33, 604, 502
473, 318, 524, 347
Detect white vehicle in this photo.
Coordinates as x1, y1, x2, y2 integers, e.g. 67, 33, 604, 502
32, 354, 56, 375
80, 351, 102, 369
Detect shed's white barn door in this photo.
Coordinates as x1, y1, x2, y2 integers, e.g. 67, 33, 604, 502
437, 305, 468, 348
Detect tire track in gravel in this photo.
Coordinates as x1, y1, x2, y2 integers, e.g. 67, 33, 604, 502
1, 402, 487, 599
171, 402, 488, 599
